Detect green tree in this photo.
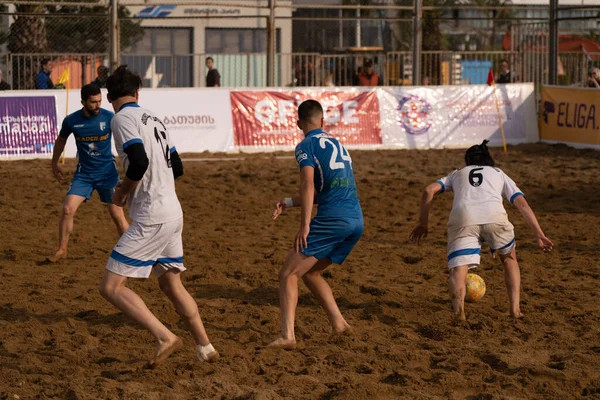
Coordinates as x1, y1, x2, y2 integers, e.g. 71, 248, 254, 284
8, 1, 49, 89
45, 3, 143, 53
0, 4, 8, 46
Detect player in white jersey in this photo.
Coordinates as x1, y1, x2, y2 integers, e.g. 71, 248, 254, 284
410, 140, 553, 322
99, 66, 218, 367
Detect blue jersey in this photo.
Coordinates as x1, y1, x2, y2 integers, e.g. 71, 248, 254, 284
295, 129, 362, 218
59, 109, 116, 175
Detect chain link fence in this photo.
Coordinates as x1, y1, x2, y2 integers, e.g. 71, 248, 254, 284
0, 1, 599, 91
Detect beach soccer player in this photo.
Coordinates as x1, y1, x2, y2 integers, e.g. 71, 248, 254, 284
410, 140, 553, 321
99, 66, 218, 366
49, 83, 129, 262
269, 100, 363, 349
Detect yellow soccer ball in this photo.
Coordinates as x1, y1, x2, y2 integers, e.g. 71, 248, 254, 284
465, 273, 486, 302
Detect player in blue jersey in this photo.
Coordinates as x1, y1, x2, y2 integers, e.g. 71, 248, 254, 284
269, 100, 363, 350
48, 84, 129, 262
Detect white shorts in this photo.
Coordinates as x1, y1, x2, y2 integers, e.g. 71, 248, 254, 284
106, 218, 186, 278
447, 222, 515, 269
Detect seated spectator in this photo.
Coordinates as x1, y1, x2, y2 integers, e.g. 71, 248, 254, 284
92, 65, 109, 88
422, 76, 430, 86
0, 69, 10, 90
35, 59, 54, 89
357, 59, 378, 86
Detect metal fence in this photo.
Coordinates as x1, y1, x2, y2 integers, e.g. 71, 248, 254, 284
2, 50, 599, 91
1, 1, 599, 92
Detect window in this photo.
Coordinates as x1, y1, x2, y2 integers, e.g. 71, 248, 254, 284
121, 28, 193, 87
205, 28, 281, 53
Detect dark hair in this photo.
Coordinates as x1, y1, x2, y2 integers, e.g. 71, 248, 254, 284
81, 84, 101, 101
465, 140, 495, 167
106, 65, 142, 101
41, 58, 50, 67
298, 100, 323, 122
97, 65, 109, 74
499, 59, 509, 65
206, 57, 214, 62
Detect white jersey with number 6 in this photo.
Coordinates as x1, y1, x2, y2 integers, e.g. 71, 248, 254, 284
111, 104, 182, 225
437, 165, 523, 229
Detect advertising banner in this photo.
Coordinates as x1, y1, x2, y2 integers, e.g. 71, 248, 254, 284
379, 84, 538, 149
0, 96, 59, 157
540, 86, 600, 148
230, 89, 381, 148
139, 89, 235, 153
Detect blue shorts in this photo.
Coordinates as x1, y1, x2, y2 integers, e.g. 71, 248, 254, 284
302, 215, 364, 265
67, 170, 119, 204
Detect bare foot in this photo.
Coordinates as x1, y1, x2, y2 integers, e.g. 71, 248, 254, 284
46, 250, 67, 263
331, 323, 353, 338
510, 311, 524, 319
452, 312, 467, 324
149, 336, 183, 368
267, 337, 296, 350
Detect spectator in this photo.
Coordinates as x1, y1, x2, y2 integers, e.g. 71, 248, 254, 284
92, 65, 109, 88
422, 76, 430, 86
206, 57, 221, 87
587, 69, 600, 89
495, 59, 516, 84
357, 59, 378, 86
0, 69, 10, 90
295, 60, 314, 87
35, 59, 54, 89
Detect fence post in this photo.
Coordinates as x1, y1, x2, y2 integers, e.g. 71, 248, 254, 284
109, 0, 119, 71
267, 0, 276, 87
412, 0, 422, 85
549, 0, 558, 85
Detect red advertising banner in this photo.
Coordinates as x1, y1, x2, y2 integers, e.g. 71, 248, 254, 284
230, 90, 382, 147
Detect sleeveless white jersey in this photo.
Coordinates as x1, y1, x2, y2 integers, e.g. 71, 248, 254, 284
437, 166, 523, 228
111, 104, 183, 225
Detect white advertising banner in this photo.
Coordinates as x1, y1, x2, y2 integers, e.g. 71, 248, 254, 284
138, 88, 235, 153
379, 83, 538, 149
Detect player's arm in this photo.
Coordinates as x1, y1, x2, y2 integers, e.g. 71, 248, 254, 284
170, 147, 184, 179
271, 191, 318, 220
50, 119, 72, 183
512, 196, 553, 252
409, 181, 443, 243
295, 166, 315, 252
112, 142, 149, 206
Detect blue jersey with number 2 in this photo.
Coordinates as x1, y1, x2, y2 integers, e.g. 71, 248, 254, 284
295, 129, 362, 218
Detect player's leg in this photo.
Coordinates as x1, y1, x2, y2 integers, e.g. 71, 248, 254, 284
448, 265, 469, 322
157, 271, 219, 362
106, 204, 129, 236
268, 250, 320, 349
101, 221, 182, 366
49, 193, 87, 262
498, 247, 522, 318
95, 172, 129, 236
154, 219, 219, 362
304, 216, 363, 335
99, 270, 182, 366
447, 225, 482, 322
483, 222, 520, 318
301, 258, 351, 335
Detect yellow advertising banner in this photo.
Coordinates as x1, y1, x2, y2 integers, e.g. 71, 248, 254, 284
540, 86, 600, 147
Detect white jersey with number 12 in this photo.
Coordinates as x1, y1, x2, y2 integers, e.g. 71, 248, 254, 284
111, 104, 183, 225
